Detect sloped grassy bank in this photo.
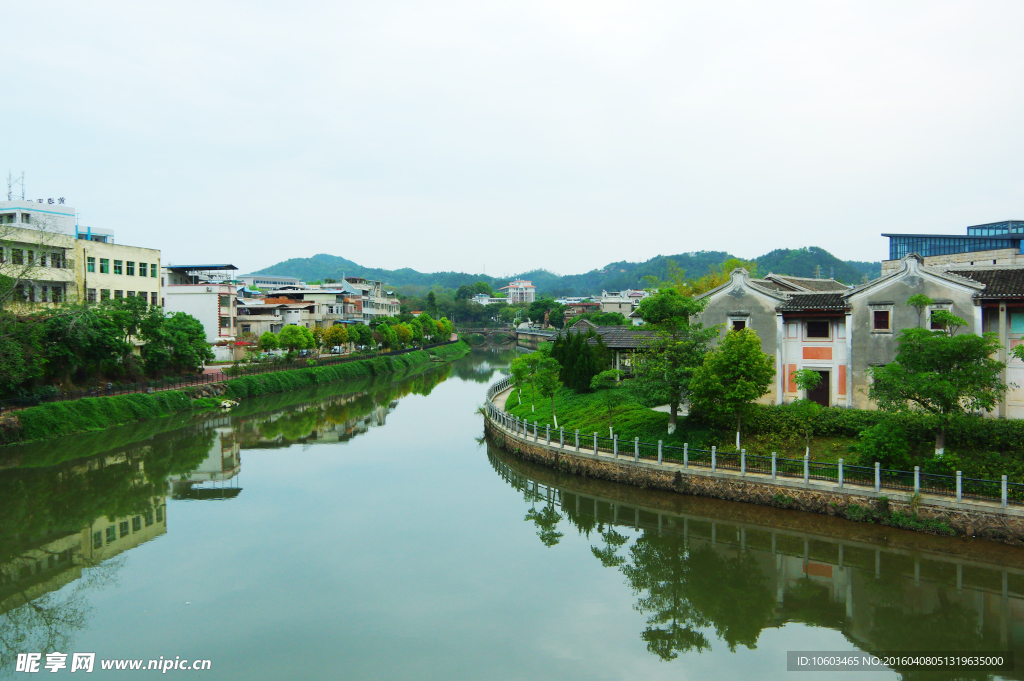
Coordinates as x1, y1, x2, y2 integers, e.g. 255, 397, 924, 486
1, 341, 469, 446
504, 382, 1024, 484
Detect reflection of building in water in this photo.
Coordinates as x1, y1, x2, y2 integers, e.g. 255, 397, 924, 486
490, 450, 1024, 669
228, 394, 399, 449
168, 421, 242, 500
306, 400, 397, 444
0, 496, 167, 617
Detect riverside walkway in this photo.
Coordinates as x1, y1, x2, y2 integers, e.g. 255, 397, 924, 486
483, 378, 1024, 542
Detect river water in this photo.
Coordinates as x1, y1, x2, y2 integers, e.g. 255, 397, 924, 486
2, 348, 1023, 680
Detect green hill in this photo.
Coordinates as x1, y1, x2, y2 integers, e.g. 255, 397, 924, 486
251, 248, 880, 296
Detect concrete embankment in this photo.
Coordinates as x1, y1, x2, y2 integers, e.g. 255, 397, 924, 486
484, 388, 1024, 546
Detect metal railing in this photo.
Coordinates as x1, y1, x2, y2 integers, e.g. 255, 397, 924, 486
0, 340, 460, 414
483, 378, 1024, 509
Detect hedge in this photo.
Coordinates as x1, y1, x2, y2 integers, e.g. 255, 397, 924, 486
4, 340, 470, 445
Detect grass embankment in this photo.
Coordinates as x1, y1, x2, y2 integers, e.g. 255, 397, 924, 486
2, 341, 469, 445
502, 383, 1024, 483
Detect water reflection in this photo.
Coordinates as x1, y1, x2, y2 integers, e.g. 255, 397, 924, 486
0, 357, 483, 674
489, 443, 1024, 674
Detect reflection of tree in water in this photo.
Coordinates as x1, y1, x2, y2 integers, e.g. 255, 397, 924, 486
521, 484, 563, 547
591, 527, 628, 568
0, 422, 213, 674
525, 506, 563, 547
0, 557, 123, 676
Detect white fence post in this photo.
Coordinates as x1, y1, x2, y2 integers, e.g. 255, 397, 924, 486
593, 433, 598, 455
560, 427, 564, 448
575, 429, 579, 451
1002, 475, 1008, 509
534, 421, 538, 442
772, 452, 777, 480
545, 424, 550, 445
875, 462, 880, 493
914, 466, 920, 494
803, 454, 809, 484
741, 449, 746, 476
683, 443, 688, 468
956, 471, 962, 502
634, 437, 639, 462
613, 435, 618, 458
711, 446, 717, 473
838, 459, 844, 488
658, 440, 663, 465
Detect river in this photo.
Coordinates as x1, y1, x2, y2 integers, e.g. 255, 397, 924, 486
1, 348, 1022, 680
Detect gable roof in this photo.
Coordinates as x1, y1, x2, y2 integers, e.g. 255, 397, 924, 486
565, 322, 656, 349
940, 268, 1024, 298
776, 292, 850, 312
765, 273, 851, 292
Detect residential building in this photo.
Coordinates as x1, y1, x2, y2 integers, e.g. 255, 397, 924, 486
161, 265, 239, 356
470, 293, 509, 306
882, 220, 1024, 275
694, 258, 1024, 418
238, 273, 304, 291
599, 289, 651, 315
499, 279, 536, 304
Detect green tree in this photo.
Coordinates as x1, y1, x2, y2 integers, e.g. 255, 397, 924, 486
278, 325, 315, 352
689, 328, 775, 449
534, 356, 563, 428
426, 291, 438, 316
906, 294, 934, 328
869, 311, 1008, 458
791, 369, 823, 457
510, 353, 543, 411
149, 312, 214, 373
632, 290, 718, 434
395, 322, 412, 347
590, 369, 627, 428
258, 331, 279, 352
322, 324, 348, 351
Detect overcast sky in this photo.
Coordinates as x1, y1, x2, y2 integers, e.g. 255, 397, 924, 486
6, 1, 1024, 277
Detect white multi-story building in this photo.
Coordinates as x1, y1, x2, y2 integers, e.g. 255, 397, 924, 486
162, 265, 239, 354
1, 199, 160, 308
499, 279, 536, 304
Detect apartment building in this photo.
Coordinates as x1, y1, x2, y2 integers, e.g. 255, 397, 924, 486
499, 279, 536, 304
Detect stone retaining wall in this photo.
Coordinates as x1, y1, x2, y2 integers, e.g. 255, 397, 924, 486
484, 419, 1024, 546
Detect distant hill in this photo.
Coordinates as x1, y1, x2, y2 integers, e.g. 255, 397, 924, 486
251, 248, 881, 296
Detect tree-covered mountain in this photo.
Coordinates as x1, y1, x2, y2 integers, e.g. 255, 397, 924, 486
251, 248, 880, 296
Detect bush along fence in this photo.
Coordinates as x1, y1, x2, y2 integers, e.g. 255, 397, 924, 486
484, 377, 1024, 540
0, 340, 461, 414
1, 341, 468, 446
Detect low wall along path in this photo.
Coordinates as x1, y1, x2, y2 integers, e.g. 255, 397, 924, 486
483, 378, 1024, 546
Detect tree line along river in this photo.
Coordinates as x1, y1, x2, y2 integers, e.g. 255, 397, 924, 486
1, 348, 1022, 680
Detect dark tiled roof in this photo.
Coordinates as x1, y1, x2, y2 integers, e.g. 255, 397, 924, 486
776, 292, 850, 312
946, 269, 1024, 297
749, 278, 784, 291
774, 275, 851, 292
570, 325, 657, 349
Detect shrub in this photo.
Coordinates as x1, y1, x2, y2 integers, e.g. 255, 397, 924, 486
847, 421, 911, 469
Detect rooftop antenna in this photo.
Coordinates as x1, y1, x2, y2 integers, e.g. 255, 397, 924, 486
7, 170, 25, 201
